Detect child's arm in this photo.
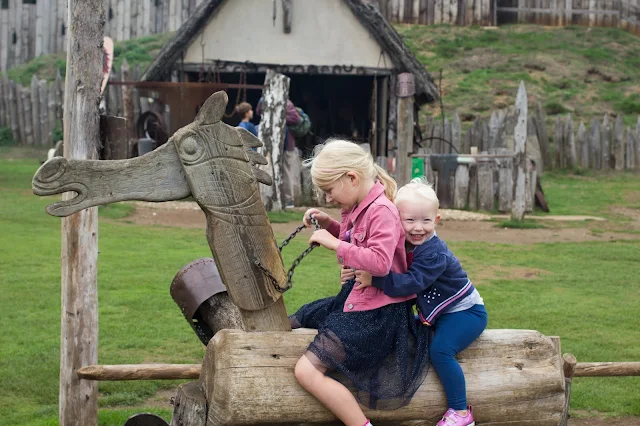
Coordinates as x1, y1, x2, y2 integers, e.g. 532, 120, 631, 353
370, 252, 447, 296
335, 205, 400, 276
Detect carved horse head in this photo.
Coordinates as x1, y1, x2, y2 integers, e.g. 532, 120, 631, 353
33, 91, 288, 314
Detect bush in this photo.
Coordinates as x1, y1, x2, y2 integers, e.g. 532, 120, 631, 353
0, 127, 16, 147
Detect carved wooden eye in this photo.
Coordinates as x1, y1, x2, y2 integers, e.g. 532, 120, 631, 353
179, 136, 205, 164
38, 157, 67, 183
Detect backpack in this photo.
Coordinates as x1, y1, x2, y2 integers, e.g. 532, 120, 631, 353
289, 107, 311, 138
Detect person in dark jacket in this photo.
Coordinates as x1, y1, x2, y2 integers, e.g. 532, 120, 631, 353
342, 177, 487, 426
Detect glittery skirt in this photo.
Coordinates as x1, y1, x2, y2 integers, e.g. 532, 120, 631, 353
290, 281, 431, 410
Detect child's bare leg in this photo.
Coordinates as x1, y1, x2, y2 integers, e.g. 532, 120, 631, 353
295, 353, 368, 426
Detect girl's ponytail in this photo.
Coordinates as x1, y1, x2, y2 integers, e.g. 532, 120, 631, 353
373, 163, 397, 201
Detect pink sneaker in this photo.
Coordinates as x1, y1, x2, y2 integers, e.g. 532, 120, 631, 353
436, 406, 475, 426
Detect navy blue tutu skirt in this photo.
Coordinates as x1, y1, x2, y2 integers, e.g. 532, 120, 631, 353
290, 281, 431, 410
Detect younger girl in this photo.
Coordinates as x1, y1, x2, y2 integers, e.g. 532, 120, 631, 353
346, 178, 488, 426
290, 140, 430, 426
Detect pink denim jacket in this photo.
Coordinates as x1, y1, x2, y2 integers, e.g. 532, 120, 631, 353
326, 182, 416, 312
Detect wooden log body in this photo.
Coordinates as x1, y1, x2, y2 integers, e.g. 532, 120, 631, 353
202, 329, 565, 426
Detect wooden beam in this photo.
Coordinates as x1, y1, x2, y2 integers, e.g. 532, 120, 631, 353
59, 0, 105, 424
77, 364, 201, 381
396, 72, 415, 187
574, 362, 640, 377
511, 81, 527, 221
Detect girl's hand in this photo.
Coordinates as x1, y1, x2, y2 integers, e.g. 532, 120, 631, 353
340, 267, 355, 284
309, 229, 340, 251
303, 208, 331, 229
353, 270, 373, 290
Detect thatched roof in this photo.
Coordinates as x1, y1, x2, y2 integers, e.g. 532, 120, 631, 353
141, 0, 438, 104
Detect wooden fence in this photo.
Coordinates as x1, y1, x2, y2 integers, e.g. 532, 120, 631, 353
368, 0, 640, 34
0, 0, 205, 73
0, 72, 64, 147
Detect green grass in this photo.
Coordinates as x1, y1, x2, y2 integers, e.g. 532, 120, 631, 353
1, 150, 639, 424
539, 170, 640, 220
397, 24, 640, 128
3, 33, 173, 86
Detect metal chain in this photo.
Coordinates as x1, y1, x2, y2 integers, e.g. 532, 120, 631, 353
255, 215, 320, 294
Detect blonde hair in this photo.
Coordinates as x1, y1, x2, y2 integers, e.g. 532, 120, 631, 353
395, 177, 439, 210
303, 139, 397, 201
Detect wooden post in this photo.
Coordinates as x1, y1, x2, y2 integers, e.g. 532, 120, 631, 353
511, 81, 527, 221
451, 111, 462, 153
170, 382, 207, 426
498, 155, 514, 212
258, 69, 290, 211
635, 117, 640, 169
31, 75, 41, 145
477, 158, 494, 211
563, 114, 576, 169
559, 353, 577, 426
59, 0, 105, 424
9, 81, 20, 142
625, 127, 634, 169
576, 121, 588, 168
453, 164, 469, 210
39, 79, 49, 146
396, 72, 415, 187
589, 119, 601, 169
121, 58, 134, 140
534, 103, 552, 171
554, 115, 564, 168
613, 114, 625, 170
601, 114, 611, 169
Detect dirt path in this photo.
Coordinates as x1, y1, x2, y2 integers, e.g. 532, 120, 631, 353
124, 203, 640, 244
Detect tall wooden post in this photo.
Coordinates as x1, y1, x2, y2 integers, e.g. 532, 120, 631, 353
511, 81, 527, 222
258, 69, 290, 211
60, 0, 105, 424
396, 73, 415, 187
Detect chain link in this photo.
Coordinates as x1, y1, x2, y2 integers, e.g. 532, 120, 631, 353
255, 215, 320, 294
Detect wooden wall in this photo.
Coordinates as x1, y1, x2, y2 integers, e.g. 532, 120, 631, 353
0, 0, 206, 73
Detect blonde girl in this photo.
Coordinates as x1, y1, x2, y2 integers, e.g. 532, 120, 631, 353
290, 140, 430, 426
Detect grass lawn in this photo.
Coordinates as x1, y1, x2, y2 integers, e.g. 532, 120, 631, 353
1, 148, 639, 425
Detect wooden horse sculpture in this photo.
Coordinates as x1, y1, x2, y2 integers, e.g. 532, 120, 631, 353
33, 91, 566, 426
33, 90, 290, 332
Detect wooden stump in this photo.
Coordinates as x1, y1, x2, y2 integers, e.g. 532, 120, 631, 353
171, 382, 207, 426
201, 329, 565, 426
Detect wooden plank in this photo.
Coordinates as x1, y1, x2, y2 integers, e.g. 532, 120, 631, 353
57, 0, 67, 53
453, 164, 470, 209
58, 0, 105, 423
601, 113, 611, 169
512, 81, 527, 221
22, 85, 33, 146
428, 0, 436, 24
575, 362, 640, 377
468, 161, 478, 210
613, 114, 625, 170
39, 80, 49, 146
16, 85, 26, 144
564, 114, 577, 169
475, 0, 483, 23
27, 3, 36, 59
30, 75, 41, 146
48, 0, 58, 55
396, 74, 415, 187
35, 0, 44, 57
498, 156, 514, 212
0, 8, 8, 72
576, 121, 588, 168
462, 127, 472, 154
443, 0, 451, 23
482, 0, 491, 24
420, 0, 429, 23
0, 79, 4, 128
9, 81, 20, 142
534, 103, 552, 170
588, 119, 601, 169
12, 0, 22, 67
636, 116, 640, 168
625, 127, 635, 169
163, 0, 170, 34
451, 111, 462, 153
435, 0, 443, 22
477, 158, 494, 210
443, 116, 452, 154
525, 162, 536, 212
554, 115, 564, 168
48, 82, 58, 144
414, 0, 422, 22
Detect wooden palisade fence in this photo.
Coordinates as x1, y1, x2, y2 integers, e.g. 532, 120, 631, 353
1, 0, 639, 73
411, 82, 640, 213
